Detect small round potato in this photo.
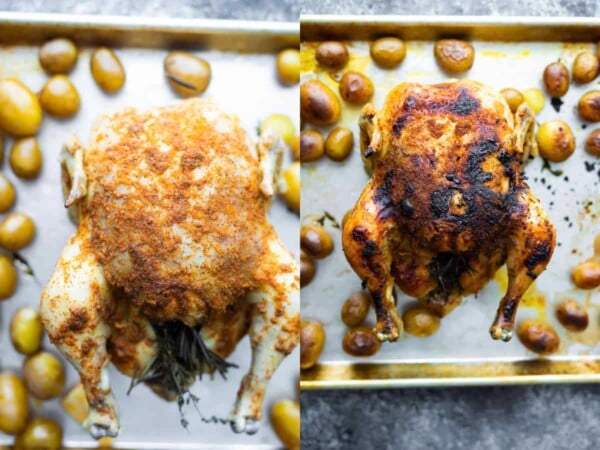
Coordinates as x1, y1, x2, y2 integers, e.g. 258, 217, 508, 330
578, 90, 600, 122
0, 254, 17, 300
341, 291, 371, 327
260, 113, 295, 146
500, 88, 524, 113
279, 162, 300, 213
14, 417, 63, 450
0, 79, 43, 137
585, 129, 600, 156
290, 135, 300, 160
10, 137, 42, 179
517, 320, 560, 355
342, 326, 381, 357
522, 88, 545, 114
300, 320, 325, 370
164, 51, 211, 97
571, 259, 600, 289
300, 250, 316, 287
90, 48, 125, 93
543, 61, 569, 97
10, 307, 44, 355
40, 75, 80, 117
0, 212, 36, 252
300, 129, 325, 162
300, 223, 333, 259
300, 80, 340, 126
276, 48, 300, 85
370, 37, 406, 69
39, 38, 78, 74
23, 351, 66, 400
325, 127, 354, 161
270, 400, 300, 450
555, 299, 589, 332
572, 52, 599, 84
339, 71, 374, 105
434, 39, 475, 73
315, 41, 349, 69
0, 173, 16, 213
403, 306, 441, 337
536, 120, 575, 162
0, 372, 29, 435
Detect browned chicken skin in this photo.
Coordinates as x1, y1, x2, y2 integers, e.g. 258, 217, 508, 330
342, 80, 556, 343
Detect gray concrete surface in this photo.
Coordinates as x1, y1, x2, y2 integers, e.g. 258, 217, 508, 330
0, 1, 598, 449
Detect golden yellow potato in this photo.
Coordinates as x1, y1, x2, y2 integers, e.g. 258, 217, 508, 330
270, 400, 300, 450
325, 127, 354, 162
10, 307, 43, 355
536, 120, 575, 162
585, 129, 600, 156
434, 39, 475, 73
0, 79, 43, 137
571, 259, 600, 289
300, 79, 340, 126
555, 299, 589, 332
339, 71, 374, 105
300, 129, 325, 162
578, 90, 600, 122
543, 61, 569, 97
39, 75, 80, 117
61, 383, 89, 425
164, 51, 211, 97
0, 372, 29, 435
522, 87, 545, 114
14, 417, 63, 450
10, 137, 42, 179
23, 352, 66, 400
260, 113, 296, 146
572, 52, 599, 84
315, 41, 349, 69
500, 88, 524, 113
517, 320, 560, 355
279, 162, 300, 213
300, 320, 325, 370
342, 326, 381, 357
276, 48, 300, 85
0, 131, 3, 165
0, 212, 36, 251
300, 223, 333, 259
341, 291, 371, 327
300, 250, 316, 288
403, 306, 441, 337
0, 173, 16, 213
0, 254, 17, 300
90, 47, 125, 93
39, 38, 78, 74
370, 37, 406, 69
290, 134, 300, 160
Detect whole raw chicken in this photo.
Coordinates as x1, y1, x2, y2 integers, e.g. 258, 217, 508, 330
40, 99, 299, 438
343, 80, 555, 343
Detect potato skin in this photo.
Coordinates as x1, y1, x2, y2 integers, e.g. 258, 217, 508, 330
536, 120, 575, 162
0, 372, 29, 435
276, 49, 300, 85
517, 320, 560, 355
543, 62, 569, 97
300, 129, 325, 162
572, 52, 599, 84
300, 320, 325, 370
315, 41, 349, 69
90, 48, 125, 93
342, 326, 381, 357
39, 75, 80, 117
434, 39, 475, 73
23, 352, 66, 400
0, 173, 16, 213
578, 90, 600, 122
0, 212, 36, 251
300, 79, 340, 126
571, 259, 600, 289
370, 37, 406, 69
325, 127, 354, 162
10, 138, 42, 179
300, 223, 333, 259
0, 254, 17, 300
270, 400, 300, 450
402, 306, 440, 337
585, 129, 600, 156
300, 251, 316, 287
14, 417, 63, 450
39, 38, 77, 74
10, 307, 44, 355
339, 71, 374, 105
341, 291, 371, 327
0, 79, 43, 137
555, 299, 589, 332
500, 88, 524, 113
164, 51, 211, 97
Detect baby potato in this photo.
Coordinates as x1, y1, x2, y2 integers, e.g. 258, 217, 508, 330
402, 306, 440, 337
315, 41, 349, 69
300, 251, 316, 288
300, 320, 325, 370
500, 88, 524, 113
39, 37, 78, 74
543, 61, 569, 97
300, 223, 333, 259
0, 254, 17, 300
555, 299, 589, 332
279, 162, 300, 213
276, 48, 300, 85
585, 129, 600, 156
434, 39, 474, 73
164, 51, 211, 97
0, 212, 36, 251
300, 80, 340, 126
0, 372, 29, 435
39, 75, 80, 118
339, 71, 374, 105
0, 173, 16, 213
342, 326, 381, 357
10, 307, 43, 355
90, 48, 125, 93
300, 129, 325, 162
270, 400, 300, 450
370, 37, 406, 69
0, 131, 3, 164
0, 79, 43, 137
536, 120, 575, 162
572, 52, 599, 84
290, 135, 300, 160
571, 259, 600, 289
10, 137, 42, 179
517, 320, 560, 355
578, 90, 600, 122
14, 417, 63, 450
341, 291, 371, 327
260, 113, 295, 146
325, 127, 354, 162
23, 352, 66, 400
522, 87, 545, 114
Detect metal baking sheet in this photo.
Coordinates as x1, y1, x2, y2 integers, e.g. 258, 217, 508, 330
0, 12, 298, 448
300, 15, 600, 389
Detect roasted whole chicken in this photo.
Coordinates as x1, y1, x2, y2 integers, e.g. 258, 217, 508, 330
342, 80, 555, 343
40, 99, 299, 438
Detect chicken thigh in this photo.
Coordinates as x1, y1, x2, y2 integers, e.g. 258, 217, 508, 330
342, 80, 555, 343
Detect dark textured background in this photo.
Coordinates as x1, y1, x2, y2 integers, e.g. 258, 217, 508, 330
1, 1, 597, 449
